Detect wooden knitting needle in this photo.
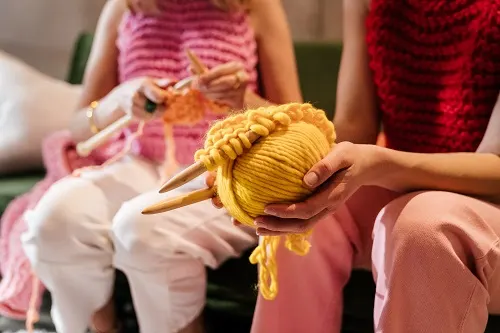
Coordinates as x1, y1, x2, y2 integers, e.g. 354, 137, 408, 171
76, 114, 134, 157
145, 131, 262, 214
142, 186, 216, 215
158, 130, 261, 193
186, 48, 208, 74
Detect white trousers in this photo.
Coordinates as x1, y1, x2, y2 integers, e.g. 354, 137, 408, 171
21, 157, 257, 333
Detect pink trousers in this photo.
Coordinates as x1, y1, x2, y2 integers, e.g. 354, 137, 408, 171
251, 186, 500, 333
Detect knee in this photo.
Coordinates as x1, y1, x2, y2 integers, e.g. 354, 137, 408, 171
112, 198, 164, 267
23, 177, 106, 262
373, 191, 470, 262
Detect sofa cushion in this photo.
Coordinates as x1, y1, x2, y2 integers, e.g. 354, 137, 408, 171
0, 51, 81, 175
0, 173, 44, 213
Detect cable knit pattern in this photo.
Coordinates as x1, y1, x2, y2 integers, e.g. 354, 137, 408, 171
118, 0, 258, 165
0, 0, 258, 319
366, 0, 500, 153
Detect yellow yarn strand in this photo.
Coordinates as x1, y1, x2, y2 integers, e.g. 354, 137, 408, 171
194, 103, 336, 300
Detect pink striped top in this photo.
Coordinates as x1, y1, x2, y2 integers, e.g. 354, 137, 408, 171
116, 0, 259, 165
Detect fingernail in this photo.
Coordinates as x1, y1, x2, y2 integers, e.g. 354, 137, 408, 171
254, 217, 263, 226
264, 207, 275, 215
304, 172, 319, 187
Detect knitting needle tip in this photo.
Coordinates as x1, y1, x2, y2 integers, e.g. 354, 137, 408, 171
142, 187, 216, 215
185, 48, 208, 74
159, 161, 208, 193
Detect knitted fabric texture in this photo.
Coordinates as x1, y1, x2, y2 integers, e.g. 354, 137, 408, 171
366, 0, 500, 153
117, 0, 259, 164
195, 103, 336, 300
161, 88, 229, 175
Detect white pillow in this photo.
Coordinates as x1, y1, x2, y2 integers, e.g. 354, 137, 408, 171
0, 50, 81, 174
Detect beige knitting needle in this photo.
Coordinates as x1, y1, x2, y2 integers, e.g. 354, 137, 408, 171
159, 130, 261, 193
142, 186, 216, 215
186, 48, 208, 74
76, 114, 134, 157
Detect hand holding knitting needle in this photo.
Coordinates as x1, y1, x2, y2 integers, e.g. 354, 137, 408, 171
142, 129, 261, 214
193, 61, 250, 109
77, 50, 205, 158
252, 142, 381, 235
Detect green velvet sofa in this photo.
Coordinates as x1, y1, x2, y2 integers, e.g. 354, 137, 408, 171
0, 34, 499, 333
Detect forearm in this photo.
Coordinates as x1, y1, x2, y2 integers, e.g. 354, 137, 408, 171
243, 89, 274, 109
371, 146, 500, 202
334, 118, 379, 144
69, 99, 124, 143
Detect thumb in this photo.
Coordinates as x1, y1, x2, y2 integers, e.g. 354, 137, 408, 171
303, 145, 350, 189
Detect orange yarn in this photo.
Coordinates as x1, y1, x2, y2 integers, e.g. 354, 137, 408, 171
161, 87, 230, 176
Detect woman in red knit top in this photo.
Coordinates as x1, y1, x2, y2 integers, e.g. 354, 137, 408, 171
245, 0, 500, 332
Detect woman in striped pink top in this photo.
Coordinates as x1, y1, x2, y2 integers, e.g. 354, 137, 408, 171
8, 0, 302, 332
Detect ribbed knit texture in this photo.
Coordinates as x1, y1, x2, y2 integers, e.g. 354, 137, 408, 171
366, 0, 500, 153
117, 0, 258, 165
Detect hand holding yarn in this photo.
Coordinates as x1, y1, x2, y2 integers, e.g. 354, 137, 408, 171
145, 103, 336, 300
205, 172, 224, 208
205, 171, 242, 226
256, 142, 381, 235
194, 61, 250, 109
194, 103, 336, 300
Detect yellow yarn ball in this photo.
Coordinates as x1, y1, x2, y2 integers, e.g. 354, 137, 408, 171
194, 103, 336, 300
217, 122, 331, 226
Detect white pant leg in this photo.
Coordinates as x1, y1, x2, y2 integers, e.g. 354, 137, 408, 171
22, 157, 159, 333
112, 176, 257, 333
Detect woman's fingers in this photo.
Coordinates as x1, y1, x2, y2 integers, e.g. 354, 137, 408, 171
211, 196, 223, 209
205, 172, 216, 187
255, 228, 287, 236
200, 72, 249, 92
131, 92, 164, 119
205, 172, 223, 208
199, 62, 244, 84
254, 208, 331, 234
139, 80, 167, 104
263, 181, 336, 220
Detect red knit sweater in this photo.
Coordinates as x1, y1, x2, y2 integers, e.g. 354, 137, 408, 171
366, 0, 500, 153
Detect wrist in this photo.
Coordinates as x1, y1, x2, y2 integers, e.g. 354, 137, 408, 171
93, 98, 125, 129
363, 145, 416, 191
361, 144, 399, 188
243, 89, 271, 109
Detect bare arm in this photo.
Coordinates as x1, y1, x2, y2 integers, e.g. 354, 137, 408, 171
339, 0, 500, 202
70, 0, 127, 143
246, 0, 303, 107
370, 94, 500, 202
334, 0, 379, 144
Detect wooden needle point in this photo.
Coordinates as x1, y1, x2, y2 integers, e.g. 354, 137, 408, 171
159, 131, 261, 193
186, 49, 208, 74
142, 187, 216, 215
159, 161, 207, 193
